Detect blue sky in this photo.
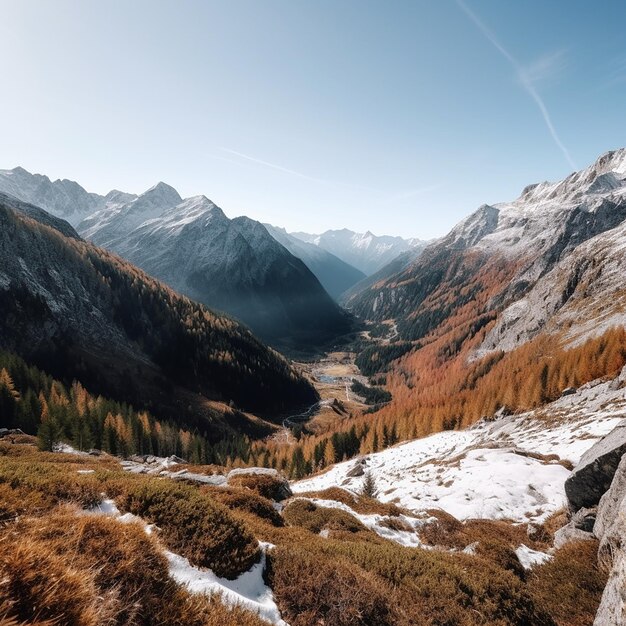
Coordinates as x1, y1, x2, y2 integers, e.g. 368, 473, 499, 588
1, 0, 625, 239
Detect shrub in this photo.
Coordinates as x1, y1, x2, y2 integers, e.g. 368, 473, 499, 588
203, 486, 284, 527
312, 539, 555, 626
1, 509, 269, 626
0, 536, 107, 626
296, 487, 402, 516
117, 481, 260, 579
283, 499, 367, 535
227, 472, 290, 501
267, 546, 399, 626
21, 511, 172, 625
528, 540, 607, 626
0, 457, 102, 510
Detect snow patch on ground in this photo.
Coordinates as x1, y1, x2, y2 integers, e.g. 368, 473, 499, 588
515, 544, 552, 569
167, 544, 288, 626
85, 499, 288, 625
294, 380, 626, 523
292, 497, 432, 547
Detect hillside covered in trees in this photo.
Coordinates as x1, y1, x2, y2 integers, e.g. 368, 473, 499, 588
0, 197, 317, 442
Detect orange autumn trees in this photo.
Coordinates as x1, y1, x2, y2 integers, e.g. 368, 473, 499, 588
253, 324, 626, 478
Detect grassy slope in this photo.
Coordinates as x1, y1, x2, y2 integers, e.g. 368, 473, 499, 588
0, 441, 608, 626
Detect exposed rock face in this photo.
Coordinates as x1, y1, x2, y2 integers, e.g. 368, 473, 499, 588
595, 455, 626, 540
565, 422, 626, 511
553, 507, 597, 548
346, 458, 368, 478
593, 455, 626, 625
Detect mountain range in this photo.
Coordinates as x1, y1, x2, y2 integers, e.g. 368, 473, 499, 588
0, 191, 318, 438
346, 148, 626, 352
262, 224, 366, 299
0, 169, 354, 349
291, 228, 426, 275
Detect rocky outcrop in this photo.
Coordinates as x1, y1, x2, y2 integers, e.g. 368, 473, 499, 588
345, 457, 368, 478
553, 507, 596, 548
565, 422, 626, 511
593, 455, 626, 625
594, 455, 626, 540
558, 421, 626, 623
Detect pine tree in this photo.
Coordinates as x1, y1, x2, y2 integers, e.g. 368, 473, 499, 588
37, 418, 61, 452
361, 470, 377, 498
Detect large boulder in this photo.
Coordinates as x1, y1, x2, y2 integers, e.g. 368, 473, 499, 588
594, 454, 626, 541
593, 483, 626, 625
565, 421, 626, 511
592, 441, 626, 624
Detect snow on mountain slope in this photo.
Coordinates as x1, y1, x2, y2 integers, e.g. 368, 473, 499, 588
0, 167, 351, 348
475, 216, 626, 358
346, 148, 626, 351
80, 181, 180, 246
294, 377, 626, 523
465, 148, 626, 259
291, 228, 425, 276
77, 190, 351, 347
0, 166, 108, 224
263, 224, 366, 299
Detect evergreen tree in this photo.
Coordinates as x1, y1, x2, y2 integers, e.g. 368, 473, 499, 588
37, 418, 61, 452
361, 470, 377, 498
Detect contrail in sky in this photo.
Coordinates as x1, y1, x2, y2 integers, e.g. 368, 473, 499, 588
457, 0, 577, 170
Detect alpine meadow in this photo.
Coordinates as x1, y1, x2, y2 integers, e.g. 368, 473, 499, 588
2, 2, 626, 625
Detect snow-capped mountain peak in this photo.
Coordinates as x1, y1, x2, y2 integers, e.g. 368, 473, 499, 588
292, 228, 424, 275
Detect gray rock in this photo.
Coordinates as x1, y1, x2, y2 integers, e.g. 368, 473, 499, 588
494, 406, 513, 419
595, 454, 626, 541
560, 387, 577, 397
571, 507, 597, 532
346, 458, 368, 478
620, 364, 626, 386
593, 553, 626, 625
608, 365, 626, 391
554, 522, 595, 549
608, 377, 621, 391
565, 421, 626, 511
594, 488, 626, 625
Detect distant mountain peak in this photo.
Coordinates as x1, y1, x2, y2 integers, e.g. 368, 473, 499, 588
139, 181, 182, 204
291, 227, 423, 275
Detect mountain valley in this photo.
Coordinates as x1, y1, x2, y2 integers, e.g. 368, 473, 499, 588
2, 148, 626, 626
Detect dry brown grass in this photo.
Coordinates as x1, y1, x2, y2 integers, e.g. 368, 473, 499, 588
267, 545, 400, 626
227, 472, 289, 501
0, 508, 269, 626
528, 540, 607, 626
116, 480, 261, 579
283, 499, 369, 535
295, 486, 403, 516
422, 508, 544, 549
0, 533, 110, 626
539, 508, 569, 542
311, 538, 555, 626
0, 442, 606, 626
202, 485, 284, 526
